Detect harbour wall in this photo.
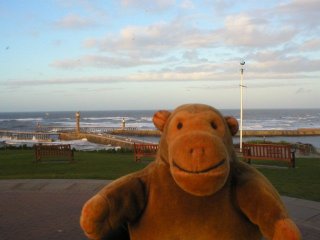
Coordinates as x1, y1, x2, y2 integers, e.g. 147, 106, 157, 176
2, 128, 320, 150
110, 128, 320, 137
59, 132, 135, 150
60, 128, 320, 151
111, 129, 160, 136
0, 130, 58, 141
239, 128, 320, 137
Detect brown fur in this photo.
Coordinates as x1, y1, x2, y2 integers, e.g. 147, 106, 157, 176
80, 104, 301, 240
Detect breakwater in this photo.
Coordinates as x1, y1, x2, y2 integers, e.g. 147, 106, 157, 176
36, 126, 138, 134
239, 128, 320, 137
2, 127, 320, 141
0, 130, 58, 141
2, 128, 320, 151
111, 129, 160, 136
59, 132, 135, 150
107, 128, 320, 137
2, 128, 320, 140
62, 128, 320, 150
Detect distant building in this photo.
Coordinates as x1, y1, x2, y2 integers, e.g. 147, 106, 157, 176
122, 118, 126, 129
76, 112, 80, 133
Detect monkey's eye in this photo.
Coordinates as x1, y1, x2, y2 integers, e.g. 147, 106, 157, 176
211, 121, 218, 130
177, 122, 183, 130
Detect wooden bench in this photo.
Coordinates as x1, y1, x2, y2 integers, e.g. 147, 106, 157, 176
133, 143, 159, 162
242, 143, 296, 168
35, 144, 74, 163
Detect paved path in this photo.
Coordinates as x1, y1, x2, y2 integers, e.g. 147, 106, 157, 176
0, 179, 319, 240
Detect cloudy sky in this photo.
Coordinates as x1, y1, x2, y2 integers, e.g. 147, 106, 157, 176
1, 0, 319, 112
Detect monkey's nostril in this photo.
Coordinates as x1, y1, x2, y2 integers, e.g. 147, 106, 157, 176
190, 148, 205, 157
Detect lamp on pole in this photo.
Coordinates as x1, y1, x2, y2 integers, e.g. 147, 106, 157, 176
240, 60, 246, 152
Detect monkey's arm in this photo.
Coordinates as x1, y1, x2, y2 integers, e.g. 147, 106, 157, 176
233, 162, 301, 240
80, 176, 147, 240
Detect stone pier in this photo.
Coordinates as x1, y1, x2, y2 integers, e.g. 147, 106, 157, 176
59, 132, 135, 150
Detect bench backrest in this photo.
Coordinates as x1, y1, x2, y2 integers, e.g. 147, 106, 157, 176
35, 144, 74, 162
133, 143, 159, 162
134, 143, 159, 154
242, 143, 293, 161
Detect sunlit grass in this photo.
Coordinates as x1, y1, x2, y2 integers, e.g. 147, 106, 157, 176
0, 149, 319, 201
0, 149, 151, 180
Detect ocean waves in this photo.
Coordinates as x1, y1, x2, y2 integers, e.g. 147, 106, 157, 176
0, 109, 319, 150
0, 109, 319, 131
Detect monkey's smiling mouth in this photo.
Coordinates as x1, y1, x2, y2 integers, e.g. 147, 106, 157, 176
173, 159, 226, 174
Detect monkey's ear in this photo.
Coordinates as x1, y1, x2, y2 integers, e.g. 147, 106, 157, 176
153, 110, 171, 132
225, 116, 239, 136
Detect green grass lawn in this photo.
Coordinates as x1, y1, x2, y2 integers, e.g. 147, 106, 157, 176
254, 158, 320, 202
0, 149, 151, 180
0, 149, 319, 201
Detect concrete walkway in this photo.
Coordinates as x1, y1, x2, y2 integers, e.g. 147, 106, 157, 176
0, 179, 319, 240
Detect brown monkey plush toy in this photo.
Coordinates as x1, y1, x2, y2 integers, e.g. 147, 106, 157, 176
80, 103, 301, 240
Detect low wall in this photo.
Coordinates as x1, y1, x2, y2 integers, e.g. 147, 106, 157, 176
59, 128, 320, 150
111, 129, 161, 137
238, 128, 320, 137
106, 128, 320, 137
59, 133, 134, 150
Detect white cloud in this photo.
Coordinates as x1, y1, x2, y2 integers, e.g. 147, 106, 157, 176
52, 39, 63, 47
182, 50, 208, 62
276, 0, 320, 29
3, 76, 121, 87
120, 0, 175, 12
53, 13, 96, 29
180, 0, 195, 9
83, 19, 219, 58
55, 0, 107, 18
299, 38, 320, 52
248, 48, 320, 73
221, 14, 295, 48
51, 55, 162, 69
295, 87, 312, 94
47, 1, 320, 88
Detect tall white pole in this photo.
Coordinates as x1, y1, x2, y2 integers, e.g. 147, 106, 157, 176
240, 68, 243, 152
240, 61, 245, 152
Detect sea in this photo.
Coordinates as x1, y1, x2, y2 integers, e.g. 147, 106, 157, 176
0, 109, 319, 151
